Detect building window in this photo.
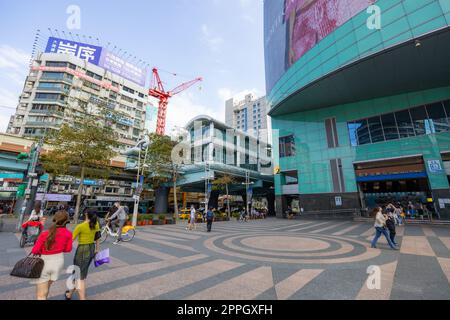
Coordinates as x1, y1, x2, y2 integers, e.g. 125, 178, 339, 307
279, 135, 295, 158
86, 71, 102, 81
381, 113, 399, 141
347, 99, 450, 146
330, 158, 345, 193
282, 170, 298, 185
325, 118, 339, 148
395, 109, 415, 138
426, 102, 449, 133
410, 106, 427, 135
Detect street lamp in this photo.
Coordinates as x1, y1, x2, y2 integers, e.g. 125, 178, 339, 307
241, 170, 254, 215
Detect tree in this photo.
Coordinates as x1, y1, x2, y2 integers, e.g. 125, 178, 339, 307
141, 133, 189, 221
212, 175, 236, 218
41, 112, 119, 223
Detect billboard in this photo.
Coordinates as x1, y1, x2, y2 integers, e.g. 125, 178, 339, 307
46, 37, 102, 65
45, 37, 147, 87
264, 0, 375, 93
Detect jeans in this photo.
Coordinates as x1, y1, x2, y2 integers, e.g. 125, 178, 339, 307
206, 219, 213, 232
115, 219, 126, 241
390, 232, 397, 245
371, 227, 397, 249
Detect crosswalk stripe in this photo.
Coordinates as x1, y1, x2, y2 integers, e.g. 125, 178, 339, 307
309, 221, 349, 234
400, 236, 435, 257
119, 242, 177, 260
0, 254, 208, 300
356, 261, 398, 300
289, 222, 330, 232
422, 227, 437, 237
437, 257, 450, 285
332, 224, 362, 236
91, 259, 243, 300
275, 269, 323, 300
271, 222, 315, 231
135, 232, 198, 252
439, 237, 450, 251
186, 266, 273, 300
360, 226, 375, 237
145, 228, 202, 240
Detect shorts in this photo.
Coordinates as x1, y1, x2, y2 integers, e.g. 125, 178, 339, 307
31, 253, 65, 284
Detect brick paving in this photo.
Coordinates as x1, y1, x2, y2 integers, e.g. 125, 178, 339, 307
1, 218, 450, 300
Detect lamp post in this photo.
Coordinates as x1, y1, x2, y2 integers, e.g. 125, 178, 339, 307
241, 170, 254, 216
131, 139, 150, 227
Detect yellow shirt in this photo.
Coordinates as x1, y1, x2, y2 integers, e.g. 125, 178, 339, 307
72, 221, 100, 245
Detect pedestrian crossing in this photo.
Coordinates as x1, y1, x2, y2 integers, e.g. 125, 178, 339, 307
1, 218, 450, 300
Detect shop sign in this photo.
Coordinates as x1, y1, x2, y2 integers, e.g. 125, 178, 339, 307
335, 196, 342, 206
0, 187, 18, 192
427, 160, 444, 174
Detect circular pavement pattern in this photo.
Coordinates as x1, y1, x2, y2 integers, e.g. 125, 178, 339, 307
203, 232, 381, 264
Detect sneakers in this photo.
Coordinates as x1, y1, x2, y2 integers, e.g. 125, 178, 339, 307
113, 239, 121, 245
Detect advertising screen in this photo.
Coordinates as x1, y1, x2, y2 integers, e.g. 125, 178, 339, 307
45, 37, 147, 87
264, 0, 375, 94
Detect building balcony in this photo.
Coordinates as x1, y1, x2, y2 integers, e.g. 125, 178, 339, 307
40, 76, 73, 84
29, 109, 64, 117
36, 86, 70, 94
24, 121, 62, 127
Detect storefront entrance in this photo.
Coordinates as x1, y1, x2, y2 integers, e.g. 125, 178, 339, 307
354, 156, 432, 210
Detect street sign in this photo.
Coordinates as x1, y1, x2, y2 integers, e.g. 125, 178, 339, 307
132, 195, 140, 201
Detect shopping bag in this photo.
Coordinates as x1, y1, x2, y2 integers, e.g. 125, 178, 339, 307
94, 248, 110, 267
10, 253, 44, 279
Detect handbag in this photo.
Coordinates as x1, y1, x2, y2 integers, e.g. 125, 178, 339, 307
94, 248, 110, 267
10, 253, 44, 279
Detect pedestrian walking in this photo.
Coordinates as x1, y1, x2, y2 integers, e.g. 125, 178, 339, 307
385, 212, 398, 246
65, 210, 100, 300
187, 205, 196, 230
206, 207, 214, 232
370, 207, 398, 250
31, 211, 72, 300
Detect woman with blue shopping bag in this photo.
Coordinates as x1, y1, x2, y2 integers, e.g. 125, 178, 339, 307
65, 209, 101, 300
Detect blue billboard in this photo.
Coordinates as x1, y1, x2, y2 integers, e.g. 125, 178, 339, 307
45, 37, 147, 87
45, 37, 103, 65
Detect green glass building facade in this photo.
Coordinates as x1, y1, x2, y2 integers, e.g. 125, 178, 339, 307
265, 0, 450, 219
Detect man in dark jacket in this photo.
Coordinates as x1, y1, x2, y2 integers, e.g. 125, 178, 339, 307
206, 208, 214, 232
385, 212, 397, 246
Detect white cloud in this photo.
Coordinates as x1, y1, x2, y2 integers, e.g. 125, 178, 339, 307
201, 24, 224, 52
0, 45, 30, 70
241, 14, 256, 24
0, 88, 18, 132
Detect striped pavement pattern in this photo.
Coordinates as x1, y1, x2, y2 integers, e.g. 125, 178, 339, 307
1, 218, 450, 300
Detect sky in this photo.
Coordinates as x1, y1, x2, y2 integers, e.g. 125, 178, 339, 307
0, 0, 266, 133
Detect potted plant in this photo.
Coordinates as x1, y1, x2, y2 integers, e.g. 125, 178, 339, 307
232, 212, 240, 221
153, 215, 162, 225
148, 214, 154, 225
158, 214, 166, 224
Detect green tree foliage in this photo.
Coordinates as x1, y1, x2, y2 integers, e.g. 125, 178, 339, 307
212, 174, 236, 218
41, 111, 120, 223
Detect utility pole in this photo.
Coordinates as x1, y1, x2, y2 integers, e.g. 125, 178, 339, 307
242, 170, 253, 216
131, 138, 149, 227
17, 137, 44, 231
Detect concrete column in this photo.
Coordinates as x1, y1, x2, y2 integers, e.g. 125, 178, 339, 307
208, 190, 220, 209
267, 192, 275, 216
154, 186, 169, 214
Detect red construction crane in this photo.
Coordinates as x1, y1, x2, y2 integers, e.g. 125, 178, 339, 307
149, 68, 202, 135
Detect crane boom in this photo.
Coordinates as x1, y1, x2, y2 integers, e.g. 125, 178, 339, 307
148, 68, 202, 136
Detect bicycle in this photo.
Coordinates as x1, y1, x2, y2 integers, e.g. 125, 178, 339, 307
99, 220, 136, 244
238, 212, 248, 222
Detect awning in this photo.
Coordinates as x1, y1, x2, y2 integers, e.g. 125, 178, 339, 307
356, 172, 428, 182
